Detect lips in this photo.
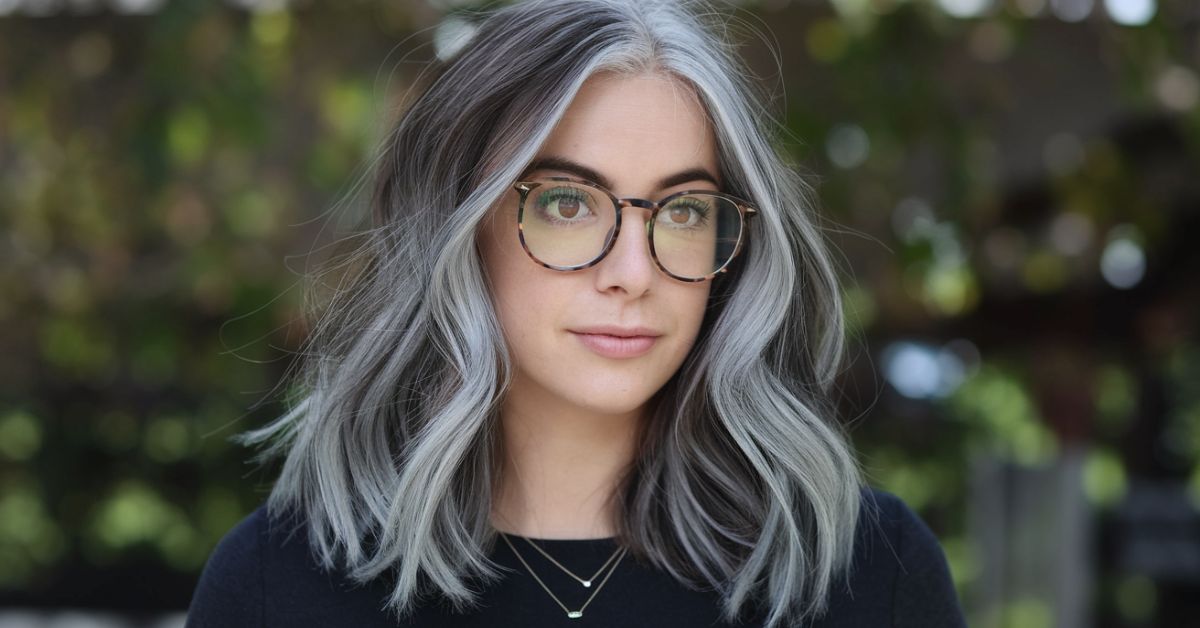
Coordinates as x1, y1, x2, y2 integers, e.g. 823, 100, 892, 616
568, 326, 661, 359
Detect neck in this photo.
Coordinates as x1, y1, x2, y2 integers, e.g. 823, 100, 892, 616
491, 380, 644, 540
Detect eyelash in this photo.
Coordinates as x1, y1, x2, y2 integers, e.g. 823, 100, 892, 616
538, 188, 588, 205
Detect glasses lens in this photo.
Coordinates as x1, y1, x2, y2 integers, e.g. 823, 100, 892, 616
652, 193, 744, 280
520, 180, 616, 268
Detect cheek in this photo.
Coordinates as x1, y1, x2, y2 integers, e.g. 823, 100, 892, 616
674, 285, 712, 339
479, 210, 533, 328
663, 286, 712, 376
481, 240, 566, 360
495, 280, 558, 353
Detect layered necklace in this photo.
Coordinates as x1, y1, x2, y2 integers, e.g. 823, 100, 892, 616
499, 532, 628, 619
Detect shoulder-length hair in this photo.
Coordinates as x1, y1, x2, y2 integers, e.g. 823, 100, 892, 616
239, 1, 862, 626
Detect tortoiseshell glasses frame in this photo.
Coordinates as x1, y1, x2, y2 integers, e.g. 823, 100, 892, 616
512, 176, 758, 283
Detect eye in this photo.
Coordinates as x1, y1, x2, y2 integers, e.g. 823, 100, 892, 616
535, 187, 596, 223
658, 196, 711, 228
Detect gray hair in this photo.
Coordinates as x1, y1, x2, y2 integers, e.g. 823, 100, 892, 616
238, 1, 862, 626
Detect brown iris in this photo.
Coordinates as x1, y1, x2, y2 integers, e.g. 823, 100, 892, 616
557, 198, 581, 218
667, 207, 690, 224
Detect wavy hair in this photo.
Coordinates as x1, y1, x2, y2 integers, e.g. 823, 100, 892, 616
238, 1, 862, 626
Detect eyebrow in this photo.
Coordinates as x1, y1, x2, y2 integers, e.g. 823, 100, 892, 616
522, 156, 721, 193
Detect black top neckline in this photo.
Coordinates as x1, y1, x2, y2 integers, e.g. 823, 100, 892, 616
497, 530, 617, 546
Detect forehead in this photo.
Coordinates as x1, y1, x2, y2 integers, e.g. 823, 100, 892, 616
534, 72, 719, 192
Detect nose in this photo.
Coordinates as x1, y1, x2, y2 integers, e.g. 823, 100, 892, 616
593, 206, 655, 297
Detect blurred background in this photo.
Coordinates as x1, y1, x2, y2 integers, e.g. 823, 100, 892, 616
0, 0, 1197, 626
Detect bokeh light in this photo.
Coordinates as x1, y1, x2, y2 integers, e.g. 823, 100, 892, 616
1051, 0, 1095, 22
1015, 0, 1048, 16
1154, 65, 1200, 112
891, 196, 936, 243
1100, 226, 1146, 289
1104, 0, 1156, 26
826, 123, 871, 170
111, 0, 165, 14
434, 15, 478, 61
882, 340, 976, 400
1083, 448, 1128, 506
937, 0, 994, 19
1116, 574, 1158, 622
1048, 212, 1094, 256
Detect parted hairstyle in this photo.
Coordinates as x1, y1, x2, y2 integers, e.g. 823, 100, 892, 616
238, 1, 864, 626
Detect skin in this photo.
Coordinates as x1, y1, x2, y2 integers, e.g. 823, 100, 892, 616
478, 71, 720, 539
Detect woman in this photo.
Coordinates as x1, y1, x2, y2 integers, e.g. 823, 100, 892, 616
187, 0, 966, 626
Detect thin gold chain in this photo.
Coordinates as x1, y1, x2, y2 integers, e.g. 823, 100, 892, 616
518, 535, 624, 587
500, 532, 627, 619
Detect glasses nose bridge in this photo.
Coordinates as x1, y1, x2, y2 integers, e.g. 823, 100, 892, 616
609, 197, 655, 251
614, 197, 658, 235
616, 197, 658, 212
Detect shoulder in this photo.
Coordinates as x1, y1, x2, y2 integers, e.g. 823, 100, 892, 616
815, 488, 967, 628
859, 488, 952, 572
186, 505, 271, 627
187, 503, 399, 627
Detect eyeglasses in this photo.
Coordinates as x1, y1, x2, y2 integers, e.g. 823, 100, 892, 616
513, 177, 758, 282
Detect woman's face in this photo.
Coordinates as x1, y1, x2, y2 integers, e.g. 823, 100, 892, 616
478, 72, 718, 418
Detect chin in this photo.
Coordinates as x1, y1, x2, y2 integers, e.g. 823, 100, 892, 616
513, 355, 679, 418
560, 383, 661, 417
586, 397, 654, 417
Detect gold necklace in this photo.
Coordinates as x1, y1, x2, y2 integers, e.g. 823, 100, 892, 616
500, 532, 627, 619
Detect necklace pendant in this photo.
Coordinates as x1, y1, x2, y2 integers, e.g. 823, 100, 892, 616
582, 580, 592, 588
567, 611, 583, 619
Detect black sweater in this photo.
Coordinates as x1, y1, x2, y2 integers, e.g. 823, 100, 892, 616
186, 489, 967, 627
